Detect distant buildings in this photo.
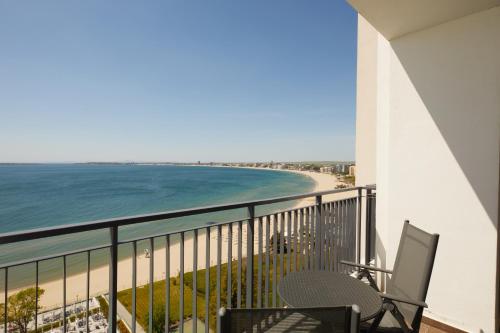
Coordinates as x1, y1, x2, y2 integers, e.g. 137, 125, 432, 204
348, 165, 355, 177
320, 166, 335, 174
195, 161, 355, 175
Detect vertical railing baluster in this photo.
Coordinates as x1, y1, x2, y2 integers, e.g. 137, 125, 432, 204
165, 235, 170, 333
227, 224, 232, 308
109, 226, 118, 333
149, 237, 154, 333
237, 221, 242, 308
342, 200, 347, 273
321, 204, 327, 270
299, 209, 304, 271
347, 199, 351, 270
353, 198, 357, 263
329, 202, 335, 271
320, 203, 325, 270
63, 255, 67, 333
326, 202, 332, 270
279, 213, 284, 277
335, 201, 341, 272
328, 202, 333, 269
293, 210, 298, 272
335, 200, 342, 272
257, 217, 263, 308
3, 268, 7, 333
305, 208, 310, 270
309, 206, 314, 270
216, 225, 222, 329
352, 198, 356, 263
339, 200, 344, 272
348, 199, 352, 267
264, 217, 270, 308
286, 211, 291, 274
365, 188, 373, 265
350, 198, 355, 264
193, 230, 198, 333
132, 242, 137, 333
350, 199, 354, 265
315, 195, 322, 270
279, 213, 284, 306
246, 205, 255, 309
346, 200, 350, 272
356, 189, 362, 266
87, 250, 90, 333
323, 203, 328, 270
307, 207, 314, 270
272, 214, 278, 307
204, 228, 210, 333
35, 261, 38, 331
180, 233, 185, 333
346, 200, 351, 269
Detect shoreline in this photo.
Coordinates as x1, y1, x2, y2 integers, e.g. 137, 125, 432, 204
2, 167, 354, 309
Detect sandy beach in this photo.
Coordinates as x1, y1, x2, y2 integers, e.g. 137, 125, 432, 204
2, 169, 356, 309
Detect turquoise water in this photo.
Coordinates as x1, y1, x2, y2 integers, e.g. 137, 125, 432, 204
0, 164, 314, 287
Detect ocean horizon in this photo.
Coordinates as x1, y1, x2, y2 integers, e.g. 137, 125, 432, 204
0, 164, 315, 289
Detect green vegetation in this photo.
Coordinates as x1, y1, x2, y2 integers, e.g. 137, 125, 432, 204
97, 295, 109, 318
0, 287, 44, 333
117, 253, 308, 332
0, 289, 127, 333
118, 275, 205, 332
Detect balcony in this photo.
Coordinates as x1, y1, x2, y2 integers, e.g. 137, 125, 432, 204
0, 187, 376, 333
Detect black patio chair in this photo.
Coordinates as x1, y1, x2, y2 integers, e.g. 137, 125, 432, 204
219, 305, 361, 333
341, 221, 439, 333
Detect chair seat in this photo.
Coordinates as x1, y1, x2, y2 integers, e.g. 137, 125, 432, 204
219, 306, 359, 333
239, 312, 342, 332
361, 311, 405, 333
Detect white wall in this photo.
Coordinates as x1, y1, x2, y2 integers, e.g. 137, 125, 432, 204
356, 7, 500, 332
354, 15, 378, 187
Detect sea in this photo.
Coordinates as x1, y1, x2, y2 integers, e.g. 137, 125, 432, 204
0, 164, 315, 289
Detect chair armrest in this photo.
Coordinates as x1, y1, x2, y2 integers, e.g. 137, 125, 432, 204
380, 292, 428, 308
340, 260, 393, 274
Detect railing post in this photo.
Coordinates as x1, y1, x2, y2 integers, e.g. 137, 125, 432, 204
315, 195, 322, 270
108, 226, 118, 333
365, 188, 373, 265
148, 237, 154, 333
356, 188, 362, 265
246, 205, 255, 308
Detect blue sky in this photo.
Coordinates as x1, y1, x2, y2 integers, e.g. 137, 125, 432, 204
0, 1, 357, 163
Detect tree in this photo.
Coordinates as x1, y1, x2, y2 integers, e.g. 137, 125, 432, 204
7, 287, 44, 333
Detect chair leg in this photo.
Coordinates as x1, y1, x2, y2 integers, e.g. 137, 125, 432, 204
410, 307, 424, 333
389, 304, 412, 333
368, 307, 386, 333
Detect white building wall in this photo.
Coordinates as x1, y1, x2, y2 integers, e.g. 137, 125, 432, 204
354, 16, 378, 187
356, 7, 500, 332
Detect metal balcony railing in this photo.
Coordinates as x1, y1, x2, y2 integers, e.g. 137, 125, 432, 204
0, 186, 376, 333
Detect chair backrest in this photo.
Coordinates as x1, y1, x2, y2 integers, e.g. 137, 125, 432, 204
387, 221, 439, 326
219, 305, 360, 333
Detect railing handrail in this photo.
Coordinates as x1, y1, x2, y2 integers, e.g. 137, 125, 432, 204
0, 187, 364, 245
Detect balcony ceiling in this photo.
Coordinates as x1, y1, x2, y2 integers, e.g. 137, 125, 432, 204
347, 0, 500, 40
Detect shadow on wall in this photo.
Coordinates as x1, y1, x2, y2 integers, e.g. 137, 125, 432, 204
390, 7, 500, 228
374, 229, 387, 290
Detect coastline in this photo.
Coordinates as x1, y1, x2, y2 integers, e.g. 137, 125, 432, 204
3, 167, 354, 309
